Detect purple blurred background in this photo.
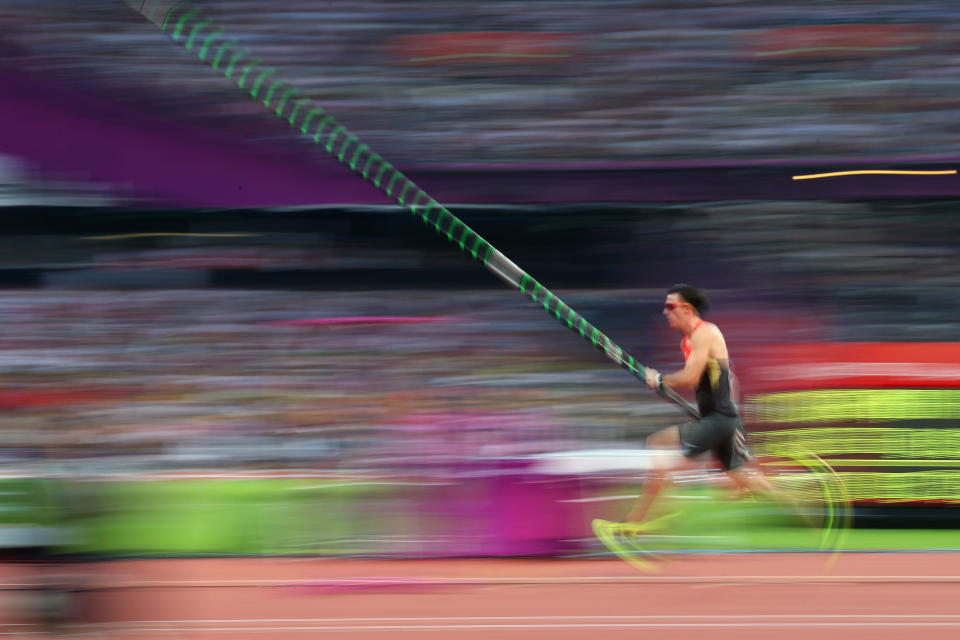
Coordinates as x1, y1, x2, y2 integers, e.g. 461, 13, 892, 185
3, 1, 960, 206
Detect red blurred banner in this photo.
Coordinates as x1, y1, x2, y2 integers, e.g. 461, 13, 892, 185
739, 342, 960, 391
389, 32, 579, 65
0, 388, 130, 409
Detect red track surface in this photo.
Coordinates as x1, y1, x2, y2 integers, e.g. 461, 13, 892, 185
3, 553, 959, 638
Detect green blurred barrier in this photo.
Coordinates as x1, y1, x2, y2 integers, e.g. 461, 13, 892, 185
57, 478, 406, 556
5, 475, 957, 558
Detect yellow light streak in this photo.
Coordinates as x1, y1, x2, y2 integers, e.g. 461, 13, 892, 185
82, 233, 260, 240
792, 169, 957, 180
755, 45, 917, 57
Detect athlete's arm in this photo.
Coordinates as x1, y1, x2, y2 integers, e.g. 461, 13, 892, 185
661, 326, 711, 389
730, 368, 742, 408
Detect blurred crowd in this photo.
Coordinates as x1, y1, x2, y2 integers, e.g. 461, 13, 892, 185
0, 287, 678, 476
3, 0, 960, 166
0, 227, 954, 477
0, 196, 953, 481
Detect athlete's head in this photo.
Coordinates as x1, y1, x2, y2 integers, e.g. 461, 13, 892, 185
663, 284, 708, 329
667, 284, 708, 314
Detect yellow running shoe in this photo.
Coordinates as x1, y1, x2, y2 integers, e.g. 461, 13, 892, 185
591, 518, 660, 573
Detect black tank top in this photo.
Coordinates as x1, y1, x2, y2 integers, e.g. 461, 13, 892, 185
694, 357, 738, 417
682, 323, 739, 418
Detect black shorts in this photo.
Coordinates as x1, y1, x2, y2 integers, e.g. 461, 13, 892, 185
678, 413, 752, 471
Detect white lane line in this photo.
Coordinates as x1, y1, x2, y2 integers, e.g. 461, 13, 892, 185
87, 622, 960, 632
67, 574, 960, 588
101, 615, 960, 623
15, 615, 960, 635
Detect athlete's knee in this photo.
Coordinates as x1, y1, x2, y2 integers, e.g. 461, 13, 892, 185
644, 426, 680, 450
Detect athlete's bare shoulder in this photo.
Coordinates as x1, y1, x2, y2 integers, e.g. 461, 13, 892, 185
700, 321, 729, 359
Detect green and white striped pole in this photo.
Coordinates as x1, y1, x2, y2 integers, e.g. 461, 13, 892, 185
120, 0, 701, 419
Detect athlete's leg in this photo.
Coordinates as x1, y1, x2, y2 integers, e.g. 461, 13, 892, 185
722, 428, 823, 528
623, 426, 686, 523
718, 421, 774, 497
725, 462, 774, 496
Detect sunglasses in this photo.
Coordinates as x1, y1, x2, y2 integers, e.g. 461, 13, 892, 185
663, 302, 689, 311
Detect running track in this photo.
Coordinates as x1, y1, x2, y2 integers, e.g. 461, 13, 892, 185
3, 553, 959, 638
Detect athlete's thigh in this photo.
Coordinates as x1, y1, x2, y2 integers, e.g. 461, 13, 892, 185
645, 425, 681, 449
713, 417, 752, 470
678, 413, 734, 459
